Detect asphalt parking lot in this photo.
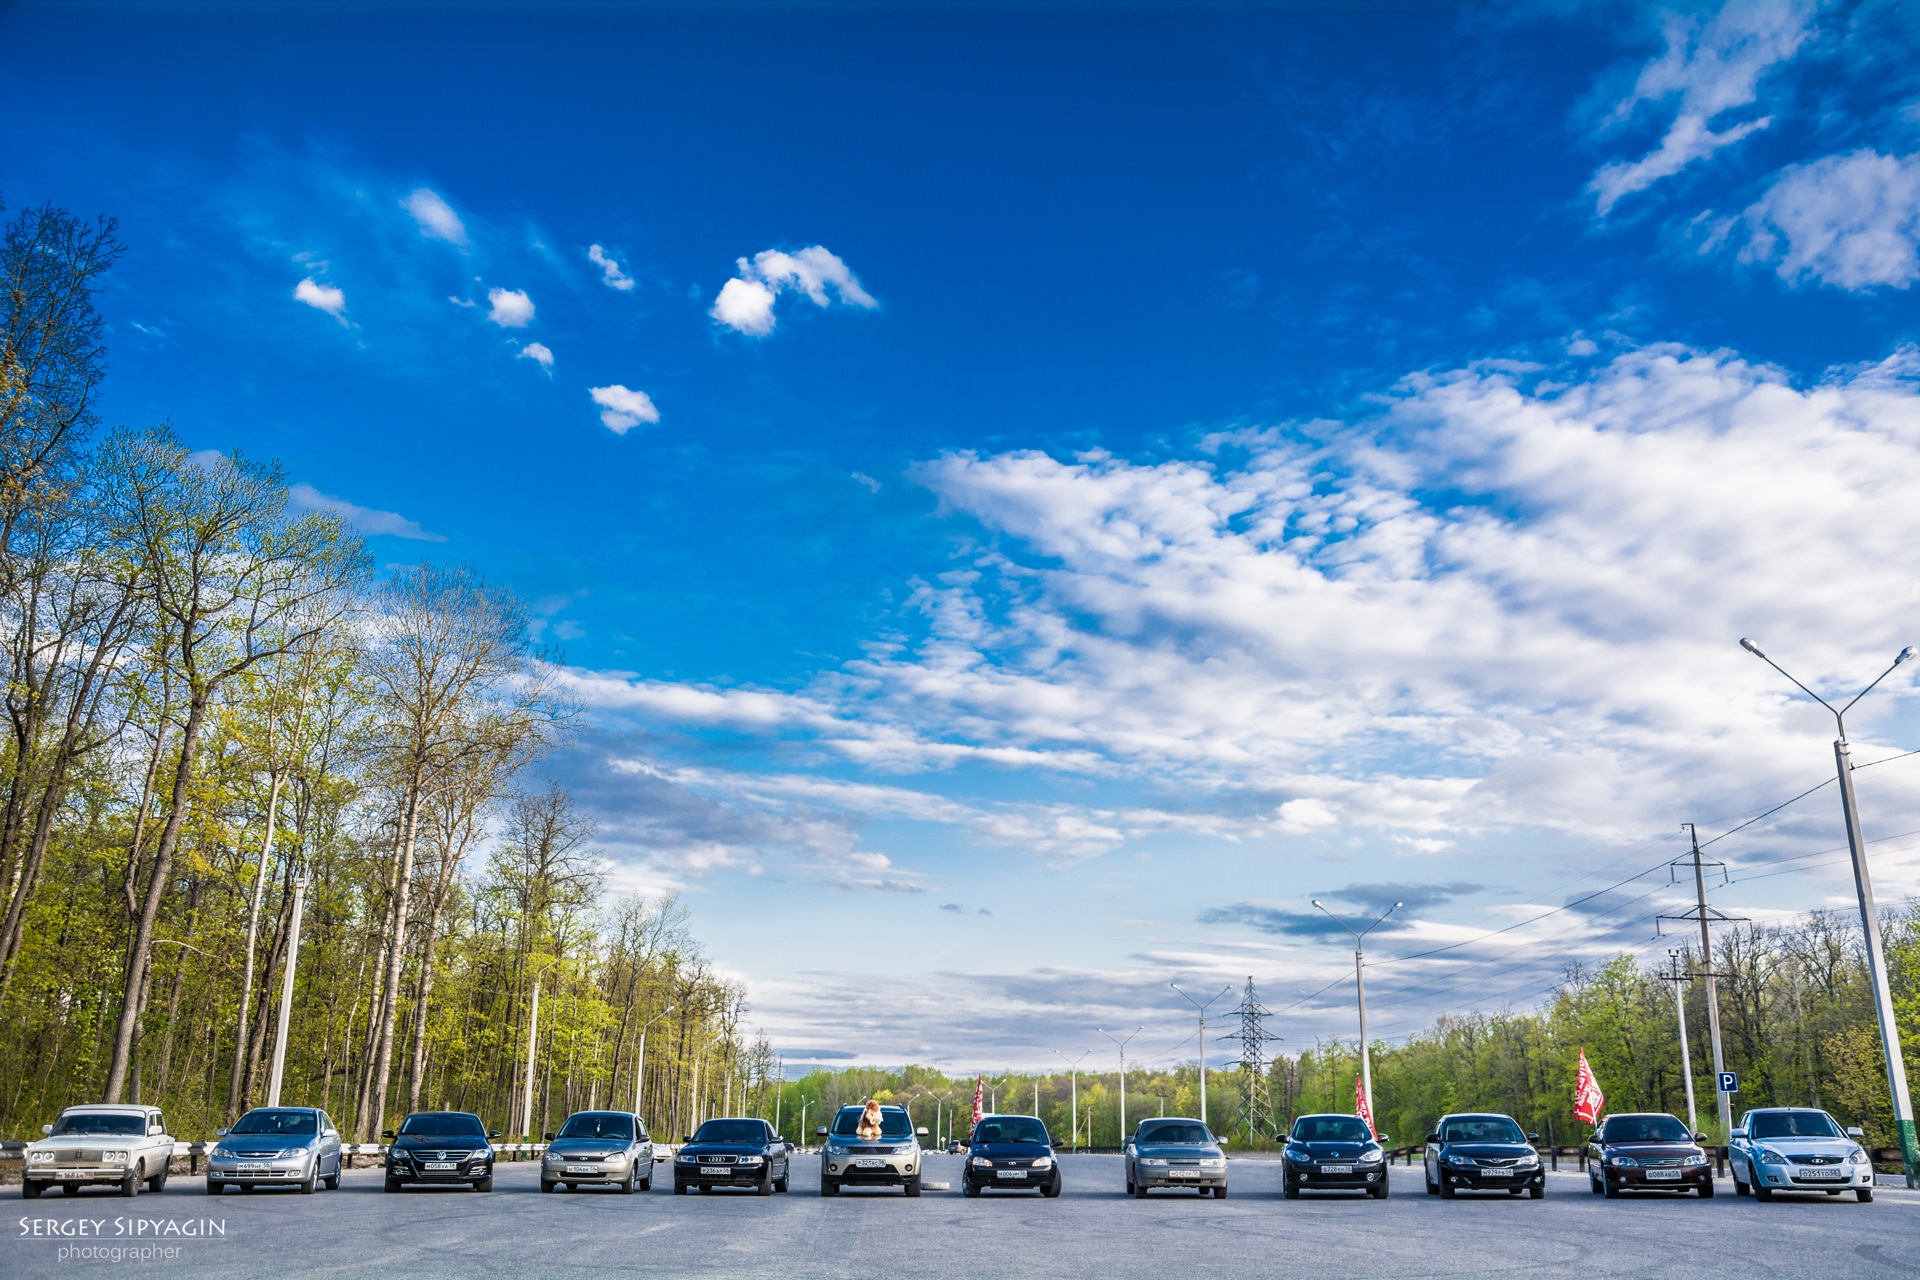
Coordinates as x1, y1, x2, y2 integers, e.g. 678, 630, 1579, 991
6, 1155, 1917, 1279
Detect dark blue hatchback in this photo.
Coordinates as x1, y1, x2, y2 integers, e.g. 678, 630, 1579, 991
963, 1114, 1061, 1197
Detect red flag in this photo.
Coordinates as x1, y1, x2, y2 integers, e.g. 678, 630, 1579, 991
1574, 1048, 1606, 1125
1354, 1074, 1376, 1138
972, 1075, 984, 1127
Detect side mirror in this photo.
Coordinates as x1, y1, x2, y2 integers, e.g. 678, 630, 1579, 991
916, 1127, 929, 1136
684, 1135, 694, 1144
1692, 1133, 1707, 1144
543, 1132, 555, 1141
773, 1135, 784, 1144
488, 1131, 501, 1140
41, 1124, 52, 1135
1846, 1126, 1865, 1139
324, 1129, 338, 1139
785, 1142, 795, 1153
1218, 1137, 1230, 1147
815, 1126, 827, 1137
1729, 1128, 1746, 1140
1425, 1132, 1441, 1144
216, 1127, 230, 1138
381, 1130, 396, 1139
1376, 1134, 1390, 1145
1275, 1136, 1289, 1147
1526, 1133, 1541, 1144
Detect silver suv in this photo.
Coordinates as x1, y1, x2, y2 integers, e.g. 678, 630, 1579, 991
817, 1104, 926, 1196
22, 1104, 174, 1198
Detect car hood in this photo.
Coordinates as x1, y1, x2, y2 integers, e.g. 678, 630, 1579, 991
1135, 1142, 1223, 1159
971, 1141, 1052, 1159
219, 1135, 317, 1153
1604, 1141, 1701, 1159
391, 1133, 488, 1150
31, 1134, 153, 1151
1751, 1136, 1855, 1155
1441, 1143, 1535, 1159
1287, 1141, 1375, 1158
679, 1141, 769, 1156
548, 1137, 639, 1156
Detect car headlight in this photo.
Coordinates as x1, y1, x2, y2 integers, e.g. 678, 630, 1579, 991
737, 1155, 764, 1165
1849, 1148, 1870, 1164
279, 1148, 309, 1160
1285, 1148, 1313, 1162
1756, 1146, 1787, 1164
28, 1151, 52, 1163
1514, 1153, 1539, 1167
971, 1156, 992, 1167
102, 1151, 127, 1164
1031, 1156, 1054, 1170
1358, 1149, 1384, 1164
543, 1153, 564, 1164
1201, 1158, 1226, 1169
824, 1143, 848, 1157
1445, 1154, 1473, 1167
1683, 1153, 1710, 1167
1140, 1157, 1168, 1166
1608, 1155, 1637, 1167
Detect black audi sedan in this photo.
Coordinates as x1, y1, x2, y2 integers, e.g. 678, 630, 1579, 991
1423, 1113, 1544, 1199
1585, 1112, 1713, 1198
672, 1117, 791, 1195
1281, 1113, 1390, 1199
381, 1111, 499, 1192
963, 1114, 1062, 1197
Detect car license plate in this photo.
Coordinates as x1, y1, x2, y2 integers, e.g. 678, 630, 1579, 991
701, 1167, 729, 1175
997, 1170, 1027, 1179
1799, 1167, 1843, 1180
54, 1170, 87, 1179
1169, 1169, 1199, 1178
424, 1161, 457, 1170
236, 1163, 271, 1174
1481, 1167, 1513, 1177
1646, 1168, 1682, 1181
1320, 1164, 1354, 1174
855, 1158, 885, 1168
563, 1164, 598, 1174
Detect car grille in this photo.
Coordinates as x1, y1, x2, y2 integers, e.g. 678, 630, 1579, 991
1639, 1156, 1685, 1168
56, 1151, 108, 1164
1788, 1154, 1842, 1165
697, 1155, 737, 1165
849, 1145, 897, 1155
1474, 1157, 1521, 1168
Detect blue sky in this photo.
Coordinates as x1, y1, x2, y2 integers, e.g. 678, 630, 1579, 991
8, 0, 1920, 1072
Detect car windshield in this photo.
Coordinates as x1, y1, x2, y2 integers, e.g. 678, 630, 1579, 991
50, 1113, 145, 1136
830, 1108, 911, 1138
1442, 1117, 1526, 1144
1603, 1115, 1690, 1143
399, 1113, 486, 1137
694, 1120, 769, 1143
1138, 1122, 1212, 1145
973, 1117, 1049, 1145
230, 1110, 318, 1136
1748, 1111, 1843, 1140
558, 1113, 634, 1141
1293, 1116, 1373, 1143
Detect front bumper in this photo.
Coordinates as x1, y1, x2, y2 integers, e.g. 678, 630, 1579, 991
966, 1162, 1057, 1190
23, 1164, 133, 1187
678, 1159, 775, 1186
207, 1153, 312, 1182
546, 1155, 635, 1185
1135, 1164, 1227, 1189
823, 1151, 917, 1185
1440, 1163, 1543, 1191
387, 1156, 492, 1183
1603, 1164, 1712, 1191
1752, 1159, 1873, 1190
1285, 1161, 1385, 1190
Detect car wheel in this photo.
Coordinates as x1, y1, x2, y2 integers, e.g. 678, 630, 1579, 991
963, 1179, 980, 1198
1698, 1179, 1714, 1199
1438, 1177, 1455, 1199
323, 1171, 340, 1191
542, 1179, 556, 1193
299, 1163, 317, 1195
904, 1177, 921, 1198
1732, 1165, 1751, 1196
773, 1174, 786, 1193
641, 1171, 653, 1192
475, 1177, 493, 1193
1589, 1168, 1603, 1194
1602, 1171, 1619, 1198
1133, 1179, 1148, 1199
1213, 1184, 1228, 1199
1370, 1181, 1388, 1200
1424, 1167, 1438, 1196
1858, 1187, 1874, 1203
757, 1170, 773, 1196
674, 1181, 688, 1195
1528, 1182, 1544, 1200
1283, 1174, 1300, 1200
1124, 1176, 1133, 1194
384, 1177, 401, 1193
1750, 1162, 1772, 1201
121, 1165, 140, 1197
819, 1177, 837, 1196
1041, 1174, 1062, 1198
21, 1181, 41, 1200
148, 1161, 169, 1193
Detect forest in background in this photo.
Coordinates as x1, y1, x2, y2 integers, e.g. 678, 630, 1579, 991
0, 195, 762, 1144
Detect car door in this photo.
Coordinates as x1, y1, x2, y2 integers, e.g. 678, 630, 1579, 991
1728, 1112, 1752, 1186
321, 1113, 341, 1175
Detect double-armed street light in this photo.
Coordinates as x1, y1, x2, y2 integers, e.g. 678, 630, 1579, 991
632, 1004, 676, 1117
1097, 1025, 1143, 1142
1053, 1050, 1090, 1150
1311, 899, 1402, 1130
1169, 983, 1233, 1127
1741, 638, 1918, 1186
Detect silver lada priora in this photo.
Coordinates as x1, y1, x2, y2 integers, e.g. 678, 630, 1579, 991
542, 1110, 655, 1193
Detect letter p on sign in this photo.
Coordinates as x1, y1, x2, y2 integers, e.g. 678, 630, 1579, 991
1717, 1071, 1739, 1094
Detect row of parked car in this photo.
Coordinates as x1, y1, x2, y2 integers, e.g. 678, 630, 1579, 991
15, 1099, 1880, 1205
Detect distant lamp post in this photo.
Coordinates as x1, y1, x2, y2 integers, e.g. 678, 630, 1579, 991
1098, 1025, 1143, 1142
632, 1004, 675, 1119
1741, 637, 1918, 1187
1311, 899, 1402, 1130
520, 956, 561, 1140
1169, 982, 1233, 1127
1053, 1050, 1090, 1151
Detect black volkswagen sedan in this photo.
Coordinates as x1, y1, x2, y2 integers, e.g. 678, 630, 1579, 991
963, 1114, 1062, 1197
1424, 1113, 1544, 1199
381, 1111, 498, 1192
1281, 1113, 1390, 1199
673, 1117, 791, 1195
1585, 1112, 1713, 1197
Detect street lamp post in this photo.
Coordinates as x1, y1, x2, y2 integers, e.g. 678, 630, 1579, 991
1741, 638, 1919, 1187
1098, 1026, 1142, 1142
264, 876, 308, 1108
520, 957, 560, 1140
632, 1004, 676, 1120
1054, 1051, 1090, 1151
935, 1091, 955, 1148
1311, 899, 1402, 1132
1170, 983, 1233, 1127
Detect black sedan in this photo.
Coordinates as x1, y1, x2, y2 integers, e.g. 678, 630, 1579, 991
1585, 1112, 1714, 1197
963, 1114, 1062, 1197
1281, 1113, 1390, 1199
672, 1118, 791, 1194
1423, 1113, 1544, 1199
381, 1112, 498, 1192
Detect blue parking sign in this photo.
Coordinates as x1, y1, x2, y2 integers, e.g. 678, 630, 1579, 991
1717, 1071, 1739, 1094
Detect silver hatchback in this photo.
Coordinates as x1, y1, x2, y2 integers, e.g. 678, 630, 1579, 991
542, 1111, 655, 1193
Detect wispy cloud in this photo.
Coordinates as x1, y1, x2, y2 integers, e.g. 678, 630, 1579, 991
288, 483, 445, 541
588, 384, 659, 433
1589, 0, 1814, 216
517, 341, 555, 371
486, 287, 534, 328
587, 243, 634, 291
403, 187, 468, 245
292, 277, 346, 322
710, 245, 877, 336
1741, 149, 1920, 289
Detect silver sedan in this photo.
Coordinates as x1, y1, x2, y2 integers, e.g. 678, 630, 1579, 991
541, 1110, 655, 1193
1125, 1118, 1229, 1198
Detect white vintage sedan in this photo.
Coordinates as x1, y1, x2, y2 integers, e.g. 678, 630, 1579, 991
1729, 1107, 1876, 1203
22, 1103, 174, 1198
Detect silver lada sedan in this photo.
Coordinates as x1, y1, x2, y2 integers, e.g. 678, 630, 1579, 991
542, 1110, 655, 1193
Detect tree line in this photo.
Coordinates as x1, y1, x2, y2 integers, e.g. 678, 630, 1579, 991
0, 195, 756, 1143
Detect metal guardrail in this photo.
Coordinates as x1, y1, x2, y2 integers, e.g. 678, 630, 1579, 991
0, 1140, 684, 1178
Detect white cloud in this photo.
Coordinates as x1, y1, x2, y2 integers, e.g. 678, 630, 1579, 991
1589, 0, 1814, 216
288, 483, 445, 541
710, 245, 877, 336
403, 188, 468, 245
486, 287, 535, 328
588, 384, 659, 433
517, 341, 554, 371
1742, 149, 1920, 290
292, 277, 346, 322
587, 243, 635, 291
